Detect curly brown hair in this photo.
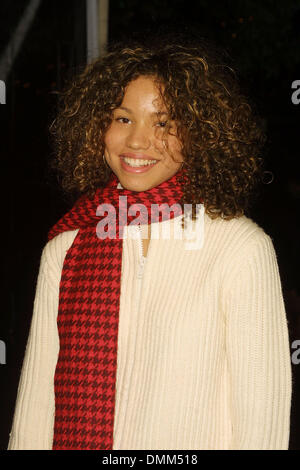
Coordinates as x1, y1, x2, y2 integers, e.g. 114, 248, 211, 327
49, 31, 267, 222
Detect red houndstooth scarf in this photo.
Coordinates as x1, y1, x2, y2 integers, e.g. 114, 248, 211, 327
48, 169, 186, 450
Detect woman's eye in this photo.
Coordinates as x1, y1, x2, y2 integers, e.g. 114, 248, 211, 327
115, 117, 169, 128
157, 121, 168, 128
116, 117, 130, 123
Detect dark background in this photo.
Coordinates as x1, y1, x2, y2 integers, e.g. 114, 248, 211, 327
0, 0, 299, 450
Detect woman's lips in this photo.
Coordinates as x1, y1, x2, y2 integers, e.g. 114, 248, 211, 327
120, 153, 158, 160
120, 156, 158, 173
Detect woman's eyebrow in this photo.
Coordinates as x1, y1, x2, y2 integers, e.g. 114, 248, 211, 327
116, 106, 169, 116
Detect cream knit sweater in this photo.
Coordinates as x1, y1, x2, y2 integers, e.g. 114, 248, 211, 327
8, 209, 292, 450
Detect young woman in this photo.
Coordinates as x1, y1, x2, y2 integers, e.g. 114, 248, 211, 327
8, 33, 292, 450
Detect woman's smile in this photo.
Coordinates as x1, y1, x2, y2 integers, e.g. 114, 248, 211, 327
120, 153, 160, 173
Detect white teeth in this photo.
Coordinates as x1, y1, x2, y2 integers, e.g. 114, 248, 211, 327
123, 157, 157, 167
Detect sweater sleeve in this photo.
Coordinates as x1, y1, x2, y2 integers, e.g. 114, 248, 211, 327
223, 232, 292, 450
7, 230, 78, 450
7, 245, 60, 450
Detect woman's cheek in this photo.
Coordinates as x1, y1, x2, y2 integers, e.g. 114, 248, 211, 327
169, 135, 183, 154
104, 126, 119, 149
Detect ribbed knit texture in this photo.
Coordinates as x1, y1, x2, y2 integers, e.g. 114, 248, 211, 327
8, 211, 292, 450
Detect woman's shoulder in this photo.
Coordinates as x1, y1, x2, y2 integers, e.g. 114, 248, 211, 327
204, 211, 280, 285
202, 210, 279, 280
204, 210, 273, 252
40, 229, 79, 277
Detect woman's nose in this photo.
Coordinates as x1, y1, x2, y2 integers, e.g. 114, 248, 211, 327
125, 125, 151, 149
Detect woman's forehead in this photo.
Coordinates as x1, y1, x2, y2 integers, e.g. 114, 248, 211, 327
119, 77, 167, 111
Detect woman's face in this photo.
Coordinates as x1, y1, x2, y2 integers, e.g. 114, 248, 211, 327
104, 75, 184, 192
